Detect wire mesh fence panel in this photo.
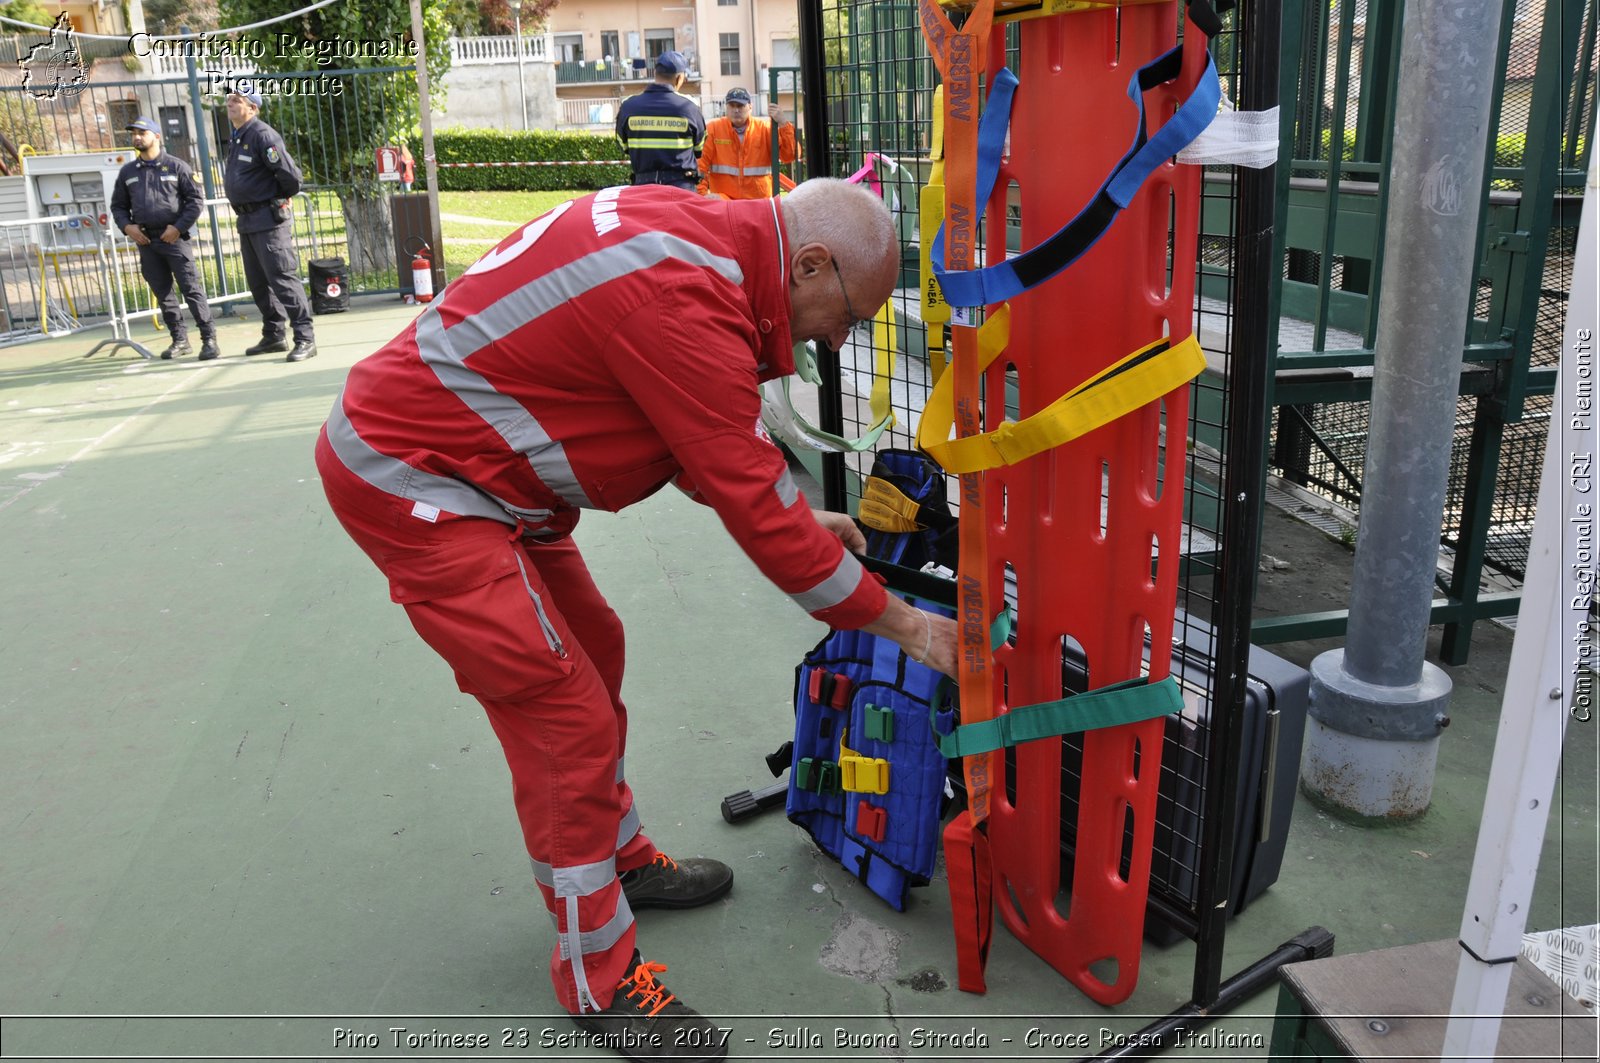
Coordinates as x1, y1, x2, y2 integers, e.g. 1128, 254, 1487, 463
1272, 0, 1596, 592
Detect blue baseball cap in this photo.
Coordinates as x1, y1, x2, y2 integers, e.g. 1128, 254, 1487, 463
724, 87, 752, 104
126, 117, 159, 134
655, 51, 688, 75
228, 85, 263, 109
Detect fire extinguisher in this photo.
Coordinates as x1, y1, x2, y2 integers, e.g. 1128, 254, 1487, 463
410, 243, 434, 304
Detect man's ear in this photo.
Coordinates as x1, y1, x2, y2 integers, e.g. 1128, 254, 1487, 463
791, 242, 831, 281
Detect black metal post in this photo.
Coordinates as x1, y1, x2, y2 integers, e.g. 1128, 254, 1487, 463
1191, 0, 1283, 1008
797, 0, 848, 513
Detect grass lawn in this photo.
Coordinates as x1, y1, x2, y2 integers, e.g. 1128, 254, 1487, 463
435, 190, 592, 265
437, 190, 589, 225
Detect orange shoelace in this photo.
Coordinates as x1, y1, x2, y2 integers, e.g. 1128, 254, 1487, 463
617, 959, 676, 1017
647, 852, 678, 872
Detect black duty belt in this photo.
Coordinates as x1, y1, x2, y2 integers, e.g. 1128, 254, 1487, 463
632, 170, 696, 186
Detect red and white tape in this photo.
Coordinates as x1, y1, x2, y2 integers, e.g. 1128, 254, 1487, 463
436, 160, 625, 168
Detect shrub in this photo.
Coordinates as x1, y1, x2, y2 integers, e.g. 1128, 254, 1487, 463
410, 128, 629, 192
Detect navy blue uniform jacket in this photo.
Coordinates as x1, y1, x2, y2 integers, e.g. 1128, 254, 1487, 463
223, 118, 303, 234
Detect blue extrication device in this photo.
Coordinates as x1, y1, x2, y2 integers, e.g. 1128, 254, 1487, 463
786, 450, 957, 911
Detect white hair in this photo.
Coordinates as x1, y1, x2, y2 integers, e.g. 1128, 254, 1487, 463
781, 178, 897, 281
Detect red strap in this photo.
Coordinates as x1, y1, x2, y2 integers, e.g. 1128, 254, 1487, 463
943, 812, 993, 993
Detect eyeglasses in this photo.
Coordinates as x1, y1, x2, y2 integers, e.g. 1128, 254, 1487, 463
829, 258, 872, 336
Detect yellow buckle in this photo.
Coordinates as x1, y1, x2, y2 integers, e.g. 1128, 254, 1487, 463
839, 729, 890, 795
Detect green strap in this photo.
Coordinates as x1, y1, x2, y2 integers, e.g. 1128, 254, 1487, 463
930, 675, 1183, 759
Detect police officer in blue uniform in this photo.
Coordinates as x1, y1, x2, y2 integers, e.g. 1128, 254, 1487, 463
110, 117, 218, 361
614, 51, 706, 191
222, 88, 316, 363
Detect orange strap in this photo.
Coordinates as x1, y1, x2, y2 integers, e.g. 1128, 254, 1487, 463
919, 0, 1000, 995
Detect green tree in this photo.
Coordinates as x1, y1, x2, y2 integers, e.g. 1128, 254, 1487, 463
218, 0, 451, 273
141, 0, 219, 35
0, 1, 52, 30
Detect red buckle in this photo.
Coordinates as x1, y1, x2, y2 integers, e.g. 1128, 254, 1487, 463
855, 801, 886, 842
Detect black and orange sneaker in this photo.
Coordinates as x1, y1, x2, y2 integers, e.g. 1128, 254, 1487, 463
572, 953, 729, 1062
620, 852, 733, 910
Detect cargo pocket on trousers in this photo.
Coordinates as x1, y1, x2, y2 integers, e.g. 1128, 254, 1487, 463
387, 539, 577, 699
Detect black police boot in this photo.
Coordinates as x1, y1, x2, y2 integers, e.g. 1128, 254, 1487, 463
286, 340, 318, 363
620, 853, 733, 910
244, 336, 289, 356
197, 336, 220, 361
571, 953, 728, 1062
160, 338, 192, 360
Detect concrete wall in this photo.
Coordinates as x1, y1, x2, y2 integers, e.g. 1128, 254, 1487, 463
439, 62, 559, 131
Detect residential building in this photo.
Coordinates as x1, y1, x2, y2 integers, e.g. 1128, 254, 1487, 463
546, 0, 802, 128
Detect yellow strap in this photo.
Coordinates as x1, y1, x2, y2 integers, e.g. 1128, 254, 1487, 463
868, 302, 897, 432
858, 476, 926, 534
920, 85, 950, 384
918, 321, 1207, 474
921, 85, 950, 327
838, 729, 890, 795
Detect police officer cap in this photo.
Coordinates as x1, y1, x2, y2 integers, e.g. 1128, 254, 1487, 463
655, 50, 688, 75
230, 86, 264, 109
126, 117, 160, 134
725, 87, 752, 105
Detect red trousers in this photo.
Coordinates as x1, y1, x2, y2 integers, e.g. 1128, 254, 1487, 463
316, 431, 655, 1013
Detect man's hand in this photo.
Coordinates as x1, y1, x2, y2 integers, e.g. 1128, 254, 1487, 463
123, 224, 150, 246
814, 509, 866, 555
771, 106, 786, 126
862, 598, 958, 678
159, 225, 180, 244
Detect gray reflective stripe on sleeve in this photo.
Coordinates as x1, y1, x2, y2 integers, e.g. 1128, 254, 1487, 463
709, 164, 742, 176
530, 854, 617, 895
556, 893, 635, 963
414, 308, 594, 511
774, 466, 799, 508
615, 758, 626, 785
790, 548, 867, 614
742, 166, 773, 177
616, 803, 641, 850
416, 234, 744, 510
325, 393, 525, 527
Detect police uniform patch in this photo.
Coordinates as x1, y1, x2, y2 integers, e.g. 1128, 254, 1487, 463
266, 147, 279, 164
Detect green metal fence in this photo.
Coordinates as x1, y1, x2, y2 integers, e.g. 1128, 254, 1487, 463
1259, 0, 1596, 661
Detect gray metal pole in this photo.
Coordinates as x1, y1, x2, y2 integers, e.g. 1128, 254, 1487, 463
513, 2, 528, 131
1303, 0, 1508, 819
408, 0, 445, 285
182, 26, 228, 309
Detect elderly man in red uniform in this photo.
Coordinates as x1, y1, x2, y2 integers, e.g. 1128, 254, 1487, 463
316, 178, 957, 1062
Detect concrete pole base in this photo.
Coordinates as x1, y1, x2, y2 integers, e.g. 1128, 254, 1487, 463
1302, 649, 1452, 820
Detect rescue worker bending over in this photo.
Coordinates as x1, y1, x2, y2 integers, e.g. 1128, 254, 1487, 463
614, 50, 706, 191
697, 87, 799, 200
316, 179, 957, 1063
110, 117, 218, 361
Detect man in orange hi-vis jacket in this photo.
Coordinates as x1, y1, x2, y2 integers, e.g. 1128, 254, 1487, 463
697, 87, 799, 199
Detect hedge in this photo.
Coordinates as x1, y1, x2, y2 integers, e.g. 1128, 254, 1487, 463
409, 128, 630, 192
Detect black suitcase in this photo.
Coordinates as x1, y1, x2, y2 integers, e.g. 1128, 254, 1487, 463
309, 258, 349, 315
1049, 610, 1308, 944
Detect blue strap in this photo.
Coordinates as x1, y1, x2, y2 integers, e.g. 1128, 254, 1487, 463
931, 45, 1221, 308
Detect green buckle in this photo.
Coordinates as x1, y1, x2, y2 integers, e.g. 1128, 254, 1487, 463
796, 757, 842, 794
863, 703, 895, 743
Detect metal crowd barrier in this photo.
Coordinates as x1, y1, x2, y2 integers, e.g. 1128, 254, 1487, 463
1, 194, 316, 360
0, 213, 151, 357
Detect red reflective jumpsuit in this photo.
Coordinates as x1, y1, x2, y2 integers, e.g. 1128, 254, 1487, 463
314, 188, 885, 1014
